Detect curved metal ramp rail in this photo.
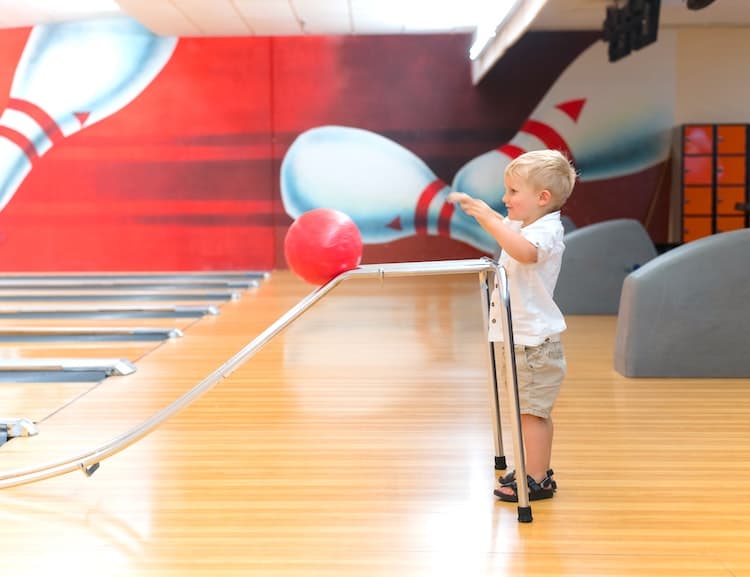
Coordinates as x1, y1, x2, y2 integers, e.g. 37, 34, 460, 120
0, 258, 533, 522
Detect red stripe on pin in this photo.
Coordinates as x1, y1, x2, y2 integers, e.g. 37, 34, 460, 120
0, 126, 38, 161
7, 97, 65, 144
414, 179, 446, 235
519, 120, 574, 161
497, 144, 526, 158
437, 201, 454, 237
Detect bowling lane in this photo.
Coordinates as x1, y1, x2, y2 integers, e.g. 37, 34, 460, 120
0, 344, 157, 362
0, 271, 267, 435
0, 381, 98, 423
0, 301, 206, 422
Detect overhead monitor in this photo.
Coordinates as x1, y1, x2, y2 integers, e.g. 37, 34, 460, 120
602, 0, 661, 63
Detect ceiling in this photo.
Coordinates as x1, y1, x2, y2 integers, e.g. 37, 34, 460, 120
0, 0, 745, 36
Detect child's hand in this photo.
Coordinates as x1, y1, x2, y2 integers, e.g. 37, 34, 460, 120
447, 191, 470, 205
448, 191, 492, 221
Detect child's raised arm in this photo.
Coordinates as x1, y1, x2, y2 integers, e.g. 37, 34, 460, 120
448, 192, 538, 263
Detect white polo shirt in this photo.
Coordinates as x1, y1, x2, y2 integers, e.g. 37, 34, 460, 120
488, 211, 566, 346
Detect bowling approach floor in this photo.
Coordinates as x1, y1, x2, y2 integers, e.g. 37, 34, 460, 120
0, 271, 748, 577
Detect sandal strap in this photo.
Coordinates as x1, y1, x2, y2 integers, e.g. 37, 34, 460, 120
499, 468, 555, 487
541, 470, 557, 491
506, 473, 555, 491
526, 475, 543, 492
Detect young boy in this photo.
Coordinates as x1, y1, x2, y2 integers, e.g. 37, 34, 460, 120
448, 149, 576, 502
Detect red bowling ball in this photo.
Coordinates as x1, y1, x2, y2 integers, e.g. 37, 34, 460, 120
284, 209, 363, 285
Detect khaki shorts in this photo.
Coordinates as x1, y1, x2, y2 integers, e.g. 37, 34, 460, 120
495, 339, 566, 419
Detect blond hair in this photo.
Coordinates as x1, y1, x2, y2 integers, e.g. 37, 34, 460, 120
504, 149, 577, 211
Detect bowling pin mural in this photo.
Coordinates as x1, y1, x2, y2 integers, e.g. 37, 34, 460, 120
0, 16, 178, 212
281, 125, 498, 250
281, 33, 676, 253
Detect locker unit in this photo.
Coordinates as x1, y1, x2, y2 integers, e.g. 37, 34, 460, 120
681, 124, 749, 242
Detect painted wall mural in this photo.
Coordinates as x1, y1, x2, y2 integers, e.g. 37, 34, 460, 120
281, 35, 676, 254
0, 17, 275, 271
0, 16, 674, 271
0, 17, 177, 212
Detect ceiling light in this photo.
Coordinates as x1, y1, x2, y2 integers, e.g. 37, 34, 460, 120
469, 0, 522, 60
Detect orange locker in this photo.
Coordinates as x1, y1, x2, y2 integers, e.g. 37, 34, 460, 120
682, 216, 713, 242
682, 186, 712, 215
716, 156, 746, 185
683, 125, 713, 155
683, 156, 713, 185
717, 125, 746, 154
716, 216, 746, 233
681, 124, 748, 242
715, 187, 746, 215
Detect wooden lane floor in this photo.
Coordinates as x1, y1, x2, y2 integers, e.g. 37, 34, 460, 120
0, 285, 237, 426
0, 272, 748, 576
0, 324, 187, 429
0, 380, 102, 423
0, 271, 261, 440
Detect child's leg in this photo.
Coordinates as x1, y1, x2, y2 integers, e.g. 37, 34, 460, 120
520, 413, 553, 482
494, 413, 553, 499
495, 339, 562, 498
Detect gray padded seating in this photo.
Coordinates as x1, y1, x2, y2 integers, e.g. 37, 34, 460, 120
555, 219, 657, 314
614, 228, 750, 377
561, 215, 576, 235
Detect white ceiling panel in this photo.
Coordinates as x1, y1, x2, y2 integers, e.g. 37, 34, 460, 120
349, 0, 485, 34
0, 0, 120, 27
171, 0, 255, 35
293, 0, 351, 35
0, 0, 745, 36
116, 0, 200, 36
233, 0, 302, 35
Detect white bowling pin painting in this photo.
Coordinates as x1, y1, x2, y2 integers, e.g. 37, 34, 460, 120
0, 16, 177, 212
